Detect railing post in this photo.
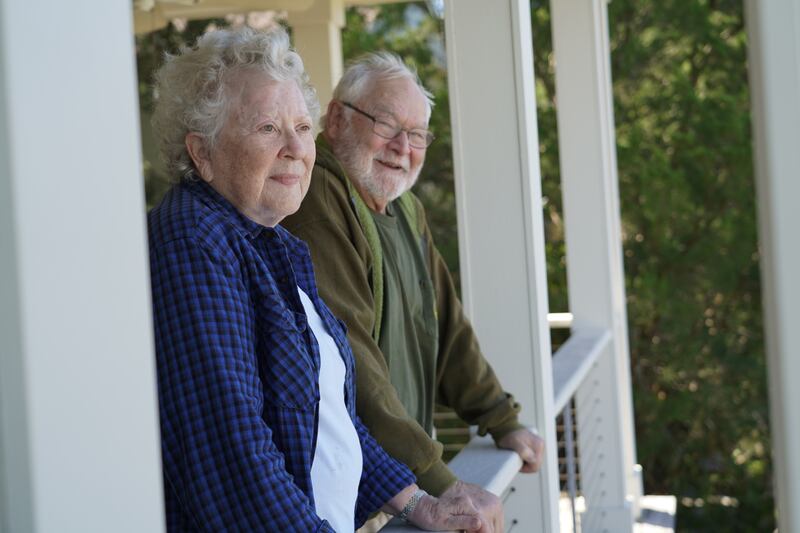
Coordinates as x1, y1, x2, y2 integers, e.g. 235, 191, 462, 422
0, 1, 164, 530
551, 0, 640, 531
444, 0, 560, 531
287, 0, 345, 111
745, 1, 800, 530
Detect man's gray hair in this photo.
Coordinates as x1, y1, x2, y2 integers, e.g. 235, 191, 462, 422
323, 51, 434, 129
152, 26, 319, 179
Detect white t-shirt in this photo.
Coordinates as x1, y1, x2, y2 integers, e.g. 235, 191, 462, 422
298, 287, 363, 532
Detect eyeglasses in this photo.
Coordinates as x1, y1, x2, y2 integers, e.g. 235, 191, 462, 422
341, 101, 435, 149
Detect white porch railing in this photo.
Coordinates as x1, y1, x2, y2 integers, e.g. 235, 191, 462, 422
383, 316, 621, 533
552, 329, 610, 414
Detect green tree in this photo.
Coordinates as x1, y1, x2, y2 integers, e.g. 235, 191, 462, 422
610, 2, 771, 530
532, 0, 771, 529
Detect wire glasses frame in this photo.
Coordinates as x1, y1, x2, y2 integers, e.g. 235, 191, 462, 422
341, 101, 435, 149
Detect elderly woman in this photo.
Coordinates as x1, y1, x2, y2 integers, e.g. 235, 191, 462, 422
147, 26, 483, 533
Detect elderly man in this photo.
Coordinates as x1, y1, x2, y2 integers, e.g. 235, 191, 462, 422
283, 52, 545, 530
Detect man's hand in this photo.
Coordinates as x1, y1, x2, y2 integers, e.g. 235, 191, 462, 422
439, 481, 503, 533
496, 428, 545, 473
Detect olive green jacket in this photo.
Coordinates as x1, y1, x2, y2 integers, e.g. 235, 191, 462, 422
282, 138, 523, 495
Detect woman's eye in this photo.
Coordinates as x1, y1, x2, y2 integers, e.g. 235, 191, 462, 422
261, 124, 277, 134
297, 123, 312, 133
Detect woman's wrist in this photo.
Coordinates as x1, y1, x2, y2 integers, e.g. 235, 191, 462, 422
386, 484, 482, 531
398, 488, 428, 522
382, 484, 419, 515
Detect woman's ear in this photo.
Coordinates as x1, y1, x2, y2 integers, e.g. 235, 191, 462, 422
185, 133, 213, 182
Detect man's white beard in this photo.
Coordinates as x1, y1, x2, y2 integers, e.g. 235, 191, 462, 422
333, 126, 421, 206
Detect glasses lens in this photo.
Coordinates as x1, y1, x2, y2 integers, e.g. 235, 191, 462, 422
408, 130, 433, 148
373, 120, 433, 148
373, 120, 400, 140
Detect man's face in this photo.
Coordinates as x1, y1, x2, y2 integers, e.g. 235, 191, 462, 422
190, 72, 316, 227
330, 77, 429, 210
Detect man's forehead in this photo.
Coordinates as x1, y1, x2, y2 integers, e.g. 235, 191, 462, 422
362, 78, 429, 123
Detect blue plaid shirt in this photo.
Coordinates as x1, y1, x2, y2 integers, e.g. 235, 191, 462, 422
148, 180, 415, 532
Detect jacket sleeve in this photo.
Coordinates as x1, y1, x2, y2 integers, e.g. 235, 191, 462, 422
284, 169, 459, 496
150, 237, 334, 533
351, 410, 416, 527
418, 203, 525, 441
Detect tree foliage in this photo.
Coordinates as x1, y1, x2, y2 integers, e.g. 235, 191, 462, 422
608, 2, 771, 530
536, 0, 770, 529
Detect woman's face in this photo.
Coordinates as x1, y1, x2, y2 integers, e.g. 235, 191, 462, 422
189, 72, 316, 227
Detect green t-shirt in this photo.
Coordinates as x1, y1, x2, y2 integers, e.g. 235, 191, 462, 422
371, 202, 439, 435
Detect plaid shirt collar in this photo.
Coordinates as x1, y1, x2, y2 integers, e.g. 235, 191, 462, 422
183, 176, 266, 240
182, 177, 313, 281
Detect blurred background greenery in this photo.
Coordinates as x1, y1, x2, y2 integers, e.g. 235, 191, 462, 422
136, 1, 772, 530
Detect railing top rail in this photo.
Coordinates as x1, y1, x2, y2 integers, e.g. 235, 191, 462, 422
551, 328, 611, 413
547, 312, 574, 329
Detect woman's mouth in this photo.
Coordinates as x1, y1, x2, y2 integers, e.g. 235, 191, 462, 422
270, 174, 301, 186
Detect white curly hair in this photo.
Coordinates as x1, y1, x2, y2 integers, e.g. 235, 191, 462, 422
152, 26, 319, 179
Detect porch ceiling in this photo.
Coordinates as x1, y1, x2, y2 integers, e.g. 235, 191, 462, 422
133, 0, 414, 35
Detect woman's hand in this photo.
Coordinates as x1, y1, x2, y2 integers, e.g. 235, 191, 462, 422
384, 484, 483, 531
437, 481, 503, 533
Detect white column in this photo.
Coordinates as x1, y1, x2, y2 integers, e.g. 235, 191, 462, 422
445, 1, 560, 531
745, 1, 800, 531
0, 1, 164, 532
550, 0, 639, 531
288, 0, 345, 112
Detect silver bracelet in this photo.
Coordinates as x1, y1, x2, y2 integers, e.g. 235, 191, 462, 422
397, 488, 427, 523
